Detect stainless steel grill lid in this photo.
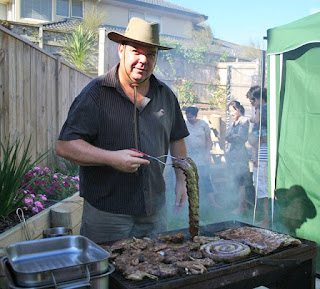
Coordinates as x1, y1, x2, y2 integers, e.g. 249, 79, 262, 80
5, 235, 110, 287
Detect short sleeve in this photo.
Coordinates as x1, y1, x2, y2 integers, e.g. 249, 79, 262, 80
58, 92, 99, 143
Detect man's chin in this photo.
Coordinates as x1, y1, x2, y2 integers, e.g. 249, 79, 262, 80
131, 75, 149, 84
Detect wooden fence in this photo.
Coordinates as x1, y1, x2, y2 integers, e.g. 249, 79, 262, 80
0, 25, 93, 167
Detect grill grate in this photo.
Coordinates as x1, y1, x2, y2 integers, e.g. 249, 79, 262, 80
109, 221, 310, 289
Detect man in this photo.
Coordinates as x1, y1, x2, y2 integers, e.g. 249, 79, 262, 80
56, 18, 189, 243
246, 86, 268, 228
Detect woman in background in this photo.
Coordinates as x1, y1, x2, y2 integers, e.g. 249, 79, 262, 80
185, 106, 220, 208
225, 101, 252, 214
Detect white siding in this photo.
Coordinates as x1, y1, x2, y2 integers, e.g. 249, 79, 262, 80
0, 3, 7, 20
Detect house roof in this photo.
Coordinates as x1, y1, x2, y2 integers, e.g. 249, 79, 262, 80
211, 38, 246, 58
43, 19, 77, 31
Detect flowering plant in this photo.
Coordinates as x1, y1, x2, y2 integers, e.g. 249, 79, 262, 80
20, 167, 79, 214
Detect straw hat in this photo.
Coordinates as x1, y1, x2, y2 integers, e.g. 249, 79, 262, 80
108, 17, 172, 50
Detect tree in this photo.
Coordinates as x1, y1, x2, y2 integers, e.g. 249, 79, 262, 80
60, 6, 105, 73
241, 40, 261, 60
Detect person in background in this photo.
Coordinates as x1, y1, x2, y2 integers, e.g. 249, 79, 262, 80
247, 86, 267, 167
225, 101, 252, 214
246, 86, 269, 228
56, 18, 189, 243
185, 106, 221, 208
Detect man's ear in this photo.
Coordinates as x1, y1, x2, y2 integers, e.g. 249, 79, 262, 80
118, 44, 124, 59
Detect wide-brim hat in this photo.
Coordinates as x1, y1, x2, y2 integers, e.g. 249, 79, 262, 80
108, 17, 172, 50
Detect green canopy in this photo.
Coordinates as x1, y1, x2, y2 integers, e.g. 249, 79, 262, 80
268, 12, 320, 54
267, 12, 320, 271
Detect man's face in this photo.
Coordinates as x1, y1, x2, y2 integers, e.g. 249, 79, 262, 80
119, 42, 158, 83
249, 97, 260, 108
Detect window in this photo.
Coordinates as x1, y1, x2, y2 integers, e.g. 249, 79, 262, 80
129, 10, 161, 32
71, 0, 83, 18
56, 0, 69, 17
21, 0, 52, 21
56, 0, 83, 18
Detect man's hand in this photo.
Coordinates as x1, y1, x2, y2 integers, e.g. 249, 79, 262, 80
173, 178, 187, 213
109, 149, 150, 173
56, 140, 149, 173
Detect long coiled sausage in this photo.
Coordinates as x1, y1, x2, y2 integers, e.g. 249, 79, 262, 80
173, 157, 199, 239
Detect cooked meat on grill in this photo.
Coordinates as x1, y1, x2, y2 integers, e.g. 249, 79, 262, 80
190, 257, 215, 266
216, 226, 302, 255
153, 241, 169, 251
124, 262, 179, 280
99, 245, 119, 260
193, 235, 221, 245
173, 157, 199, 239
165, 240, 200, 251
138, 249, 166, 264
104, 226, 302, 281
201, 239, 251, 262
113, 250, 142, 271
188, 250, 204, 259
158, 232, 185, 243
124, 265, 159, 281
176, 261, 207, 275
110, 238, 135, 252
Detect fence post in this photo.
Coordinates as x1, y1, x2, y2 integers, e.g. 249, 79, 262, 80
53, 53, 62, 166
38, 26, 43, 49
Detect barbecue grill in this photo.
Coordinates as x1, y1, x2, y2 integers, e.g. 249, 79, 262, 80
106, 221, 317, 289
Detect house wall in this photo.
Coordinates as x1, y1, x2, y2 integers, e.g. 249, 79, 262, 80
3, 0, 195, 39
0, 3, 7, 20
162, 16, 192, 39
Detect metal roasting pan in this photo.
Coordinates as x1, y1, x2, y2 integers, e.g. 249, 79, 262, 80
4, 235, 110, 287
1, 257, 115, 289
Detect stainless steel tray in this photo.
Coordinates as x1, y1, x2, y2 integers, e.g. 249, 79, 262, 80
1, 257, 115, 289
5, 235, 110, 287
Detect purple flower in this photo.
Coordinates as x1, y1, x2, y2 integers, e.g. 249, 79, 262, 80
53, 174, 58, 179
24, 198, 33, 205
24, 173, 33, 179
35, 201, 44, 209
35, 180, 42, 186
32, 207, 39, 213
30, 193, 35, 198
74, 176, 80, 181
52, 181, 59, 187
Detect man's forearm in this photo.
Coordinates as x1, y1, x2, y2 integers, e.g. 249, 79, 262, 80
56, 139, 113, 166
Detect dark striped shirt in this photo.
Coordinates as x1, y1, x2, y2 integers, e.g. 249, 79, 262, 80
58, 65, 189, 215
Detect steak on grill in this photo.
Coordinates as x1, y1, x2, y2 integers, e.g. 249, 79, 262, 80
216, 226, 302, 255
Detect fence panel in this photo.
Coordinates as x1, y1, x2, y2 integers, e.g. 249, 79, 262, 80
0, 25, 93, 167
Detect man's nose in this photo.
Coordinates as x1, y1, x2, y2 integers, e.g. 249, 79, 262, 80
138, 54, 147, 63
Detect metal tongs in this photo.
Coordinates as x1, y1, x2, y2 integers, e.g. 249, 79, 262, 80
130, 148, 177, 165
